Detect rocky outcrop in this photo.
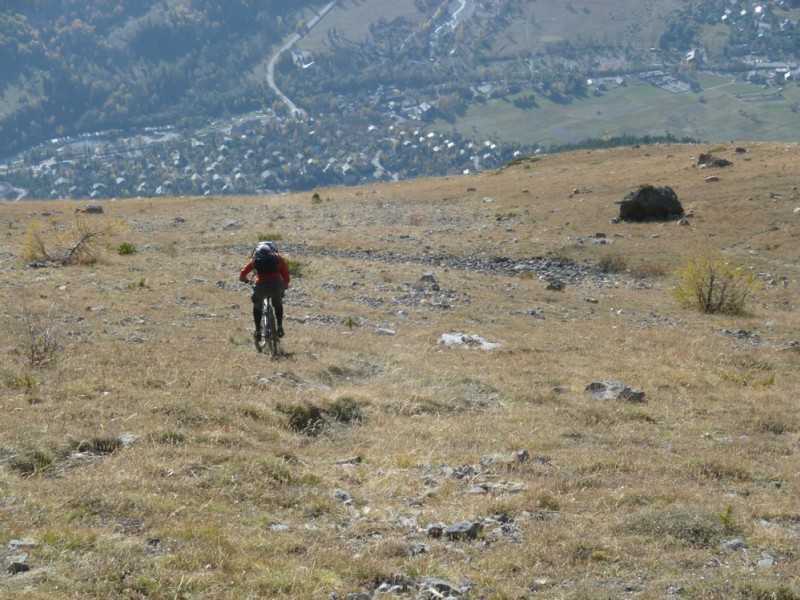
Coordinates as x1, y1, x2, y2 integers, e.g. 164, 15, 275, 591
618, 184, 684, 222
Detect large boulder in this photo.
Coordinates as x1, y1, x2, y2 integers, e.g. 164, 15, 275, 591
618, 185, 684, 222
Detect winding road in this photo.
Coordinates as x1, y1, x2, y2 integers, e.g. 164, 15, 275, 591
266, 0, 339, 119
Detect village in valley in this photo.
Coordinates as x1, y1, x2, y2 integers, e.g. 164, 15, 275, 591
1, 0, 799, 201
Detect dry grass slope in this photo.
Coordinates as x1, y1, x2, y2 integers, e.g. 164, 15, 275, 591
1, 143, 799, 599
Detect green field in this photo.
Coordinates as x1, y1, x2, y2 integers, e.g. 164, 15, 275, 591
440, 75, 800, 147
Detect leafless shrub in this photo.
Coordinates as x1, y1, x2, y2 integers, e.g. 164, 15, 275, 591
23, 214, 122, 265
21, 304, 61, 368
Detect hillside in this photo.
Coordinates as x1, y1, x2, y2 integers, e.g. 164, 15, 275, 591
1, 143, 800, 598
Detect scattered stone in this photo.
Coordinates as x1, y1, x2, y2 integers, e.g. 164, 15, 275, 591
722, 538, 747, 551
704, 175, 720, 182
482, 196, 493, 203
757, 554, 775, 568
8, 540, 37, 550
333, 488, 353, 505
421, 578, 459, 597
545, 279, 565, 291
722, 329, 763, 345
419, 271, 438, 284
145, 538, 162, 551
619, 185, 684, 222
735, 147, 748, 153
438, 333, 499, 350
375, 328, 396, 336
75, 204, 104, 214
697, 153, 733, 168
407, 543, 428, 557
426, 523, 446, 538
444, 521, 483, 541
479, 450, 529, 470
8, 560, 29, 575
586, 381, 646, 402
269, 523, 292, 532
677, 218, 690, 226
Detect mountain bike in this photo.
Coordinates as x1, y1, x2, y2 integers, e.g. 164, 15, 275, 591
249, 280, 281, 357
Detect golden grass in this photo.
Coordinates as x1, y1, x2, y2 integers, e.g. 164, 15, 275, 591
1, 143, 799, 598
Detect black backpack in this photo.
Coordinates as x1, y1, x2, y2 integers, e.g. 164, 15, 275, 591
253, 244, 279, 274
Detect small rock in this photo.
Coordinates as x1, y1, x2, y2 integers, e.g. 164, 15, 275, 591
480, 454, 505, 467
757, 555, 775, 568
333, 488, 352, 505
8, 561, 30, 575
444, 521, 483, 541
75, 204, 104, 214
426, 523, 446, 538
722, 538, 747, 551
704, 175, 720, 182
545, 279, 565, 291
677, 218, 690, 226
421, 578, 458, 596
586, 381, 646, 402
420, 271, 438, 283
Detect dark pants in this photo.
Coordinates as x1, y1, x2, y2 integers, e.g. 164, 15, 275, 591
251, 281, 284, 330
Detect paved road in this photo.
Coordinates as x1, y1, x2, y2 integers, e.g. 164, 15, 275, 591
266, 0, 339, 119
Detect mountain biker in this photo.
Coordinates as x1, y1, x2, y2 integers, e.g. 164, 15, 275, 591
239, 241, 290, 341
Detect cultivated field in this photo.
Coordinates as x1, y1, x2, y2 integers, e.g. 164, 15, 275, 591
1, 143, 799, 598
444, 77, 800, 147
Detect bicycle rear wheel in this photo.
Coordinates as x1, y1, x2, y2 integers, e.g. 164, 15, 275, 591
255, 306, 268, 353
265, 304, 280, 357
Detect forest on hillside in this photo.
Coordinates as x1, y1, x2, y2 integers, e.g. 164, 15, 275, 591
0, 0, 324, 156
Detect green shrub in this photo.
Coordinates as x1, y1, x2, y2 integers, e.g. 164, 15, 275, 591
9, 449, 55, 476
630, 509, 733, 547
285, 258, 304, 277
326, 396, 367, 424
278, 401, 324, 435
9, 373, 38, 390
117, 242, 136, 255
76, 436, 123, 454
672, 248, 753, 315
257, 233, 283, 242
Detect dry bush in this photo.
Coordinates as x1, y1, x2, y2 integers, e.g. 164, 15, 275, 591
23, 214, 123, 265
19, 303, 61, 368
671, 247, 754, 315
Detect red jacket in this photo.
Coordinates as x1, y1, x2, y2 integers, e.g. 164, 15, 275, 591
240, 254, 290, 288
